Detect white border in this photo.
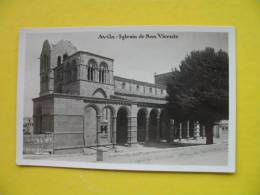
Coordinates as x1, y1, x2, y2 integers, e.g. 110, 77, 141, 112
16, 26, 236, 173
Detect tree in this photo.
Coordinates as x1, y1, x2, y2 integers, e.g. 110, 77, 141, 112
166, 47, 229, 144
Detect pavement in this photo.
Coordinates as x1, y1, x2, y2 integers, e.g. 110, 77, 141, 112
24, 135, 228, 166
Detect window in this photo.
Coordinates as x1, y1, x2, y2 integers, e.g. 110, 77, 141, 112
57, 56, 61, 65
99, 69, 102, 82
136, 85, 139, 91
87, 67, 91, 80
99, 69, 106, 83
72, 60, 77, 66
122, 82, 126, 89
87, 59, 97, 81
63, 53, 68, 61
99, 62, 108, 83
161, 89, 163, 94
102, 69, 106, 83
149, 87, 152, 93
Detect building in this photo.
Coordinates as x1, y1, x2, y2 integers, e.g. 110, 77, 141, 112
154, 71, 174, 87
33, 40, 171, 153
23, 117, 34, 135
213, 120, 228, 138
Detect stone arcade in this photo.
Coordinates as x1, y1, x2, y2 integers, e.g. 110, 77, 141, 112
33, 40, 198, 154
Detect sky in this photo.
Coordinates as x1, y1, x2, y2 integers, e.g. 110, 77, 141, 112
23, 30, 228, 117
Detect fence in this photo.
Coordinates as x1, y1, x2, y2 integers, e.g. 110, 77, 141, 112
23, 133, 53, 154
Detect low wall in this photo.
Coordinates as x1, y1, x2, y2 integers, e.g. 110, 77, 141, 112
23, 133, 53, 154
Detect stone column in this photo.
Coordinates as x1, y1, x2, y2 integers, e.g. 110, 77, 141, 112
105, 70, 108, 84
127, 117, 131, 146
127, 116, 137, 146
145, 117, 149, 142
186, 120, 190, 139
156, 116, 160, 141
194, 121, 200, 139
96, 115, 101, 147
197, 122, 201, 138
179, 122, 182, 141
202, 125, 206, 139
112, 116, 117, 148
132, 116, 137, 144
174, 123, 177, 140
109, 70, 113, 85
193, 122, 197, 139
78, 65, 82, 80
86, 66, 89, 80
170, 119, 175, 142
219, 124, 223, 137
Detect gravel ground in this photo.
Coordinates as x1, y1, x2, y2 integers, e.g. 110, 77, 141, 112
24, 135, 228, 166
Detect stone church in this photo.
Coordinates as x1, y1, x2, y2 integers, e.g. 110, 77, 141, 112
33, 40, 174, 153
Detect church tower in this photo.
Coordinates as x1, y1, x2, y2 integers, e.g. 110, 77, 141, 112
39, 40, 77, 96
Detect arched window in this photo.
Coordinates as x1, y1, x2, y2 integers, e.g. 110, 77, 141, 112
99, 62, 108, 83
88, 59, 97, 81
63, 53, 68, 61
99, 69, 102, 82
122, 82, 126, 89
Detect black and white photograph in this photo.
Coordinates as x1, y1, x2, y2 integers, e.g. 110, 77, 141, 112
16, 26, 236, 172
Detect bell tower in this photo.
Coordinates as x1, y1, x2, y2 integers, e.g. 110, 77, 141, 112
39, 40, 78, 96
40, 40, 52, 96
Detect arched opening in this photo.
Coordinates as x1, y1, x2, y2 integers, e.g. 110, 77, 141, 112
149, 109, 158, 141
87, 67, 91, 80
102, 106, 114, 143
99, 69, 102, 82
84, 106, 98, 146
99, 62, 108, 83
137, 108, 147, 142
190, 121, 195, 138
92, 88, 108, 98
159, 110, 170, 141
63, 53, 68, 61
116, 107, 129, 145
122, 82, 126, 89
87, 59, 97, 81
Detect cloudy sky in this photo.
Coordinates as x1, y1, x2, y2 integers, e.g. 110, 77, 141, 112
23, 30, 228, 117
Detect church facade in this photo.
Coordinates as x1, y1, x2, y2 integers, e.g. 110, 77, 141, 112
33, 40, 172, 153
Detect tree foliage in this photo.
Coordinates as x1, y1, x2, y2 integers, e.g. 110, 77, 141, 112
166, 47, 229, 144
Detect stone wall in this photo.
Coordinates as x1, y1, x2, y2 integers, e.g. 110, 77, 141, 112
154, 72, 173, 87
40, 40, 78, 96
33, 97, 54, 134
114, 76, 167, 99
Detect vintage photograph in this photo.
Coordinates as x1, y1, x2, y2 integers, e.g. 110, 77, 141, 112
16, 26, 236, 172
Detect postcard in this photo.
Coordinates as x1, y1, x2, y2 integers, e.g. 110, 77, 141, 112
16, 26, 236, 172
